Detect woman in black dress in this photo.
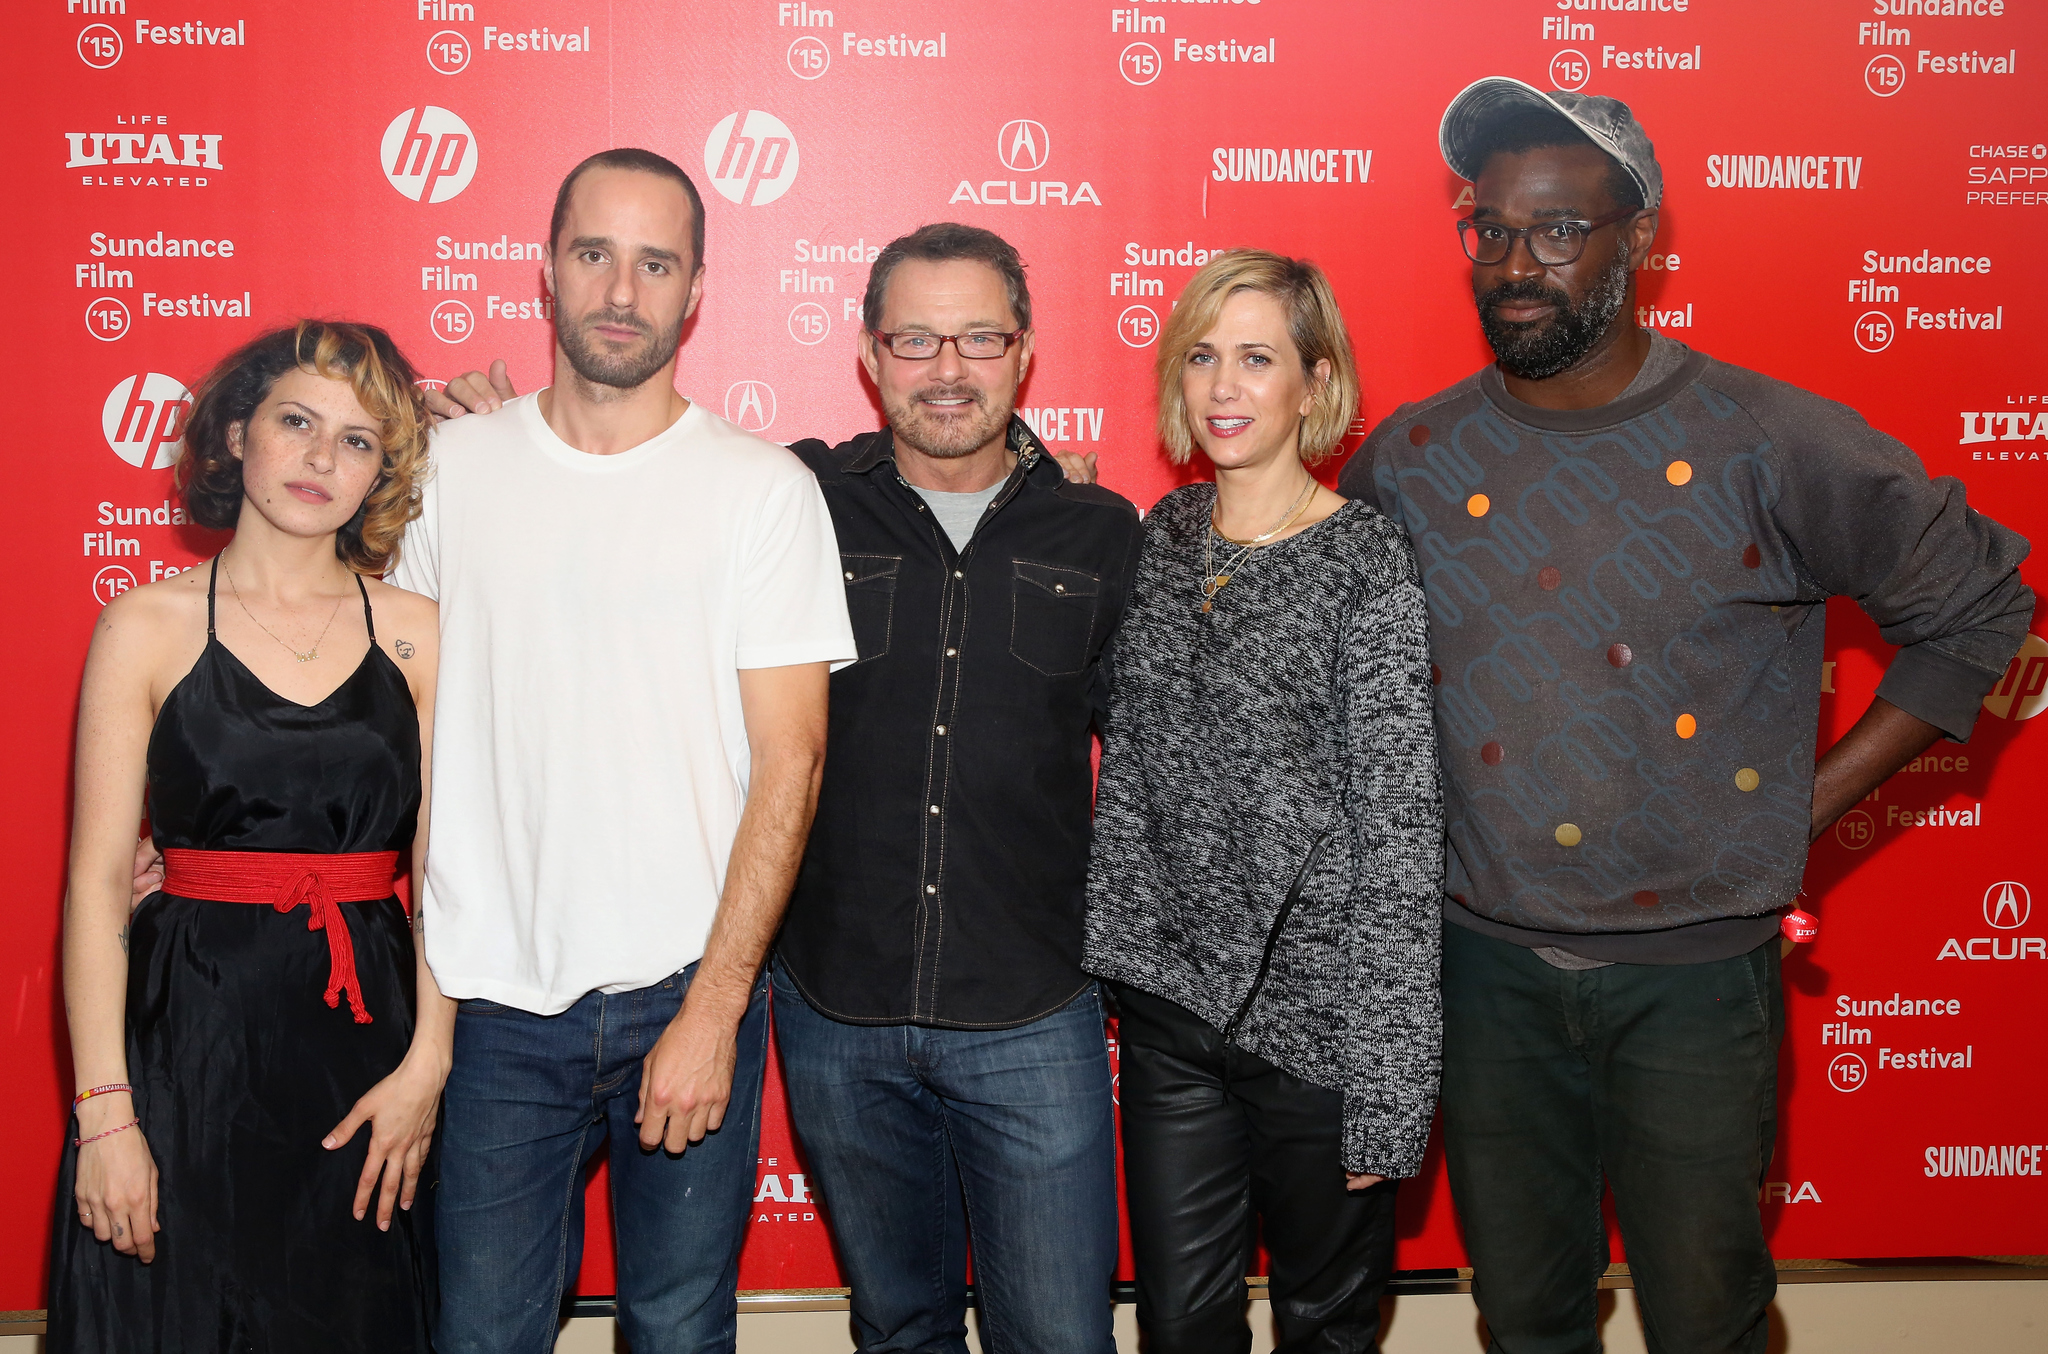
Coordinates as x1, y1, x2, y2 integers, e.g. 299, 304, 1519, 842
52, 321, 452, 1352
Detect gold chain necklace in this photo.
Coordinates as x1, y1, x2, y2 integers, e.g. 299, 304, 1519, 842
1212, 475, 1316, 547
222, 559, 347, 664
1200, 478, 1316, 613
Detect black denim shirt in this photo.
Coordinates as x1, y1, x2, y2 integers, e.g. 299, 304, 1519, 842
777, 418, 1143, 1028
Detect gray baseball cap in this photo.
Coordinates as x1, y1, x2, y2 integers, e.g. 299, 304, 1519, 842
1439, 76, 1663, 209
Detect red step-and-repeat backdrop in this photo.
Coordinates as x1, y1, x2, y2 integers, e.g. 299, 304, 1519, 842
5, 0, 2045, 1309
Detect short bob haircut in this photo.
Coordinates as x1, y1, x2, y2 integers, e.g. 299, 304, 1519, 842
1154, 250, 1360, 466
176, 321, 430, 575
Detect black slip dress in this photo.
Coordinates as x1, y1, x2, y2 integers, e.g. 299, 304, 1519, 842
48, 557, 433, 1354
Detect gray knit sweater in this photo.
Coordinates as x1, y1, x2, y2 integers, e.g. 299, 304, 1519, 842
1084, 486, 1444, 1178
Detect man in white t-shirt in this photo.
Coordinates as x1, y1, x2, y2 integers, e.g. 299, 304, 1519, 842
389, 148, 855, 1354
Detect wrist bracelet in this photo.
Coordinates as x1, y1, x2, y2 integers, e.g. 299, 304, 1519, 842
73, 1083, 133, 1107
73, 1118, 141, 1148
1782, 908, 1820, 943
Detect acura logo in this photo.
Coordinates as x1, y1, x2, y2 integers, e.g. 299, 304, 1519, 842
997, 119, 1049, 173
724, 380, 777, 433
1984, 880, 2030, 930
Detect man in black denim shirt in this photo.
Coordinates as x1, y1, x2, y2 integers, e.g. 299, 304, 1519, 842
774, 225, 1140, 1353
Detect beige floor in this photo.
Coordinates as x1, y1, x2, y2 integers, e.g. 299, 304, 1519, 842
536, 1279, 2043, 1353
6, 1279, 2039, 1351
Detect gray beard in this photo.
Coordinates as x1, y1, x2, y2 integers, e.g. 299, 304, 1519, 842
885, 388, 1011, 460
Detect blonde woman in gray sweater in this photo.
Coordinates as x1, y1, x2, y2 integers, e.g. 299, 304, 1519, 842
1085, 251, 1443, 1352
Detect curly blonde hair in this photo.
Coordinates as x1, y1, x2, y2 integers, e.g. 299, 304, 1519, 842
1154, 250, 1360, 466
175, 320, 430, 574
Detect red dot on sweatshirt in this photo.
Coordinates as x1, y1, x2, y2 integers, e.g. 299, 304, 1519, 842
1408, 424, 1431, 446
1608, 643, 1633, 668
1538, 566, 1561, 590
1742, 543, 1762, 568
1633, 890, 1660, 908
1481, 742, 1504, 765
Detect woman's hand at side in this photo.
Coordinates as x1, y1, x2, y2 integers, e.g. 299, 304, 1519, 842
322, 579, 457, 1232
73, 1097, 160, 1261
64, 575, 200, 1264
323, 1046, 449, 1230
1346, 1172, 1385, 1192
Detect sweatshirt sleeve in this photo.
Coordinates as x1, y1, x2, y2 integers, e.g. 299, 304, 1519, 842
1338, 542, 1445, 1178
1743, 377, 2034, 741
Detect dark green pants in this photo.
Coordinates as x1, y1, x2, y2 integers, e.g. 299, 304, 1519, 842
1440, 921, 1783, 1354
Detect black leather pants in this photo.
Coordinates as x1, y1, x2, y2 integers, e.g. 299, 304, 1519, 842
1112, 983, 1398, 1354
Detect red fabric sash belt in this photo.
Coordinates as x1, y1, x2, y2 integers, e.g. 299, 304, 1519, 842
161, 848, 403, 1024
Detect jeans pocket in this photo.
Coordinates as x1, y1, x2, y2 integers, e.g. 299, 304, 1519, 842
1009, 558, 1100, 676
840, 553, 901, 665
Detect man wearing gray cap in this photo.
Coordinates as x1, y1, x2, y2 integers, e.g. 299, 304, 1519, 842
1338, 79, 2032, 1351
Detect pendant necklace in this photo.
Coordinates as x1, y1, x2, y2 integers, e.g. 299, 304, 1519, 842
1201, 478, 1315, 613
223, 559, 346, 663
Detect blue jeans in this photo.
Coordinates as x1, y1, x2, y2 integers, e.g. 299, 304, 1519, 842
1441, 923, 1782, 1354
772, 961, 1119, 1354
436, 964, 770, 1354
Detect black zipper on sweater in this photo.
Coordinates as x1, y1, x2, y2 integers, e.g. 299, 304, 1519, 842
1221, 829, 1336, 1046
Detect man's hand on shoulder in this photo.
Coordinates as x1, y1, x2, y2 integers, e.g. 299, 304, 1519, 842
424, 360, 519, 423
131, 836, 163, 911
1052, 449, 1098, 484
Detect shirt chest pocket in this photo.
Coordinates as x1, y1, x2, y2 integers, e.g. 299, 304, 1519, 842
1010, 559, 1101, 677
841, 554, 901, 665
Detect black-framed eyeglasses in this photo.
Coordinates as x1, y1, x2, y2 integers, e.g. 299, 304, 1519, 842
870, 329, 1027, 360
1457, 207, 1643, 266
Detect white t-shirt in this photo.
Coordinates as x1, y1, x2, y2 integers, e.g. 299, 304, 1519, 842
390, 392, 856, 1014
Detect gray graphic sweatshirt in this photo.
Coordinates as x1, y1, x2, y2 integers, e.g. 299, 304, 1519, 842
1340, 337, 2033, 964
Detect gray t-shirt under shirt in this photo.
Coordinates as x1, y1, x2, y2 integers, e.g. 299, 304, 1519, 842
910, 480, 1005, 552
